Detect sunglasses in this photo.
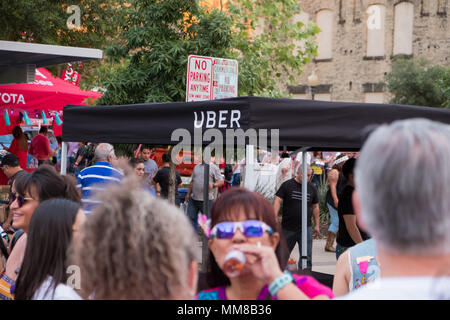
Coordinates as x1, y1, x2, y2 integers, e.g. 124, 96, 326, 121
11, 193, 34, 207
210, 220, 274, 239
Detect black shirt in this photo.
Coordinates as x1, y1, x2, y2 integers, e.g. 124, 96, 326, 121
75, 144, 91, 169
337, 185, 370, 247
153, 166, 182, 204
275, 178, 318, 231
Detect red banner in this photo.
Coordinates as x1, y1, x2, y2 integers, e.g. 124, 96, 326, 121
61, 63, 81, 86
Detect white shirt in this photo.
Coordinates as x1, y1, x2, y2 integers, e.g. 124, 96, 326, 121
275, 157, 293, 192
233, 158, 245, 174
339, 277, 450, 300
295, 152, 312, 171
33, 276, 82, 300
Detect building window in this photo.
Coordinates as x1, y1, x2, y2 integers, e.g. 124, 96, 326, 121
366, 4, 386, 57
364, 92, 384, 103
437, 0, 447, 17
316, 9, 334, 60
292, 94, 307, 100
315, 93, 331, 101
288, 85, 308, 100
393, 2, 414, 56
292, 12, 310, 55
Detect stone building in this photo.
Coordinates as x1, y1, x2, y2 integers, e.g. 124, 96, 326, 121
288, 0, 449, 103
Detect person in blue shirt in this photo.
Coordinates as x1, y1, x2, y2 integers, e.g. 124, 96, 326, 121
77, 143, 123, 215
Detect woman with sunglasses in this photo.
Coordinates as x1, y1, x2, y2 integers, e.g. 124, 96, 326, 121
197, 187, 333, 300
0, 165, 80, 300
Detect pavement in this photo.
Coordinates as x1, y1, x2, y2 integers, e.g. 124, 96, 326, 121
289, 239, 337, 275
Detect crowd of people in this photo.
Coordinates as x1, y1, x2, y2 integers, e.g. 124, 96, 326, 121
0, 118, 449, 300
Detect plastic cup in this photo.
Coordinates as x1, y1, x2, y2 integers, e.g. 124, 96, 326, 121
223, 249, 246, 277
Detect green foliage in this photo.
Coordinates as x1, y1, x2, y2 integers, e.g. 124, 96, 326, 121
0, 0, 128, 89
98, 0, 318, 105
97, 0, 232, 105
228, 0, 319, 95
0, 0, 124, 48
437, 68, 450, 109
386, 57, 450, 108
317, 178, 331, 225
0, 0, 318, 98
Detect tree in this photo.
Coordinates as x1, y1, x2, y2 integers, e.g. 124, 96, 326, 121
386, 57, 450, 108
0, 0, 127, 89
98, 0, 233, 105
97, 0, 318, 105
228, 0, 319, 96
437, 68, 450, 109
0, 0, 124, 48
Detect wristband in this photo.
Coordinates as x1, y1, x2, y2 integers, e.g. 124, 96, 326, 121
268, 270, 295, 297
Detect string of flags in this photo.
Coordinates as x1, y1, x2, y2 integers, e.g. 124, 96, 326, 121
2, 108, 63, 126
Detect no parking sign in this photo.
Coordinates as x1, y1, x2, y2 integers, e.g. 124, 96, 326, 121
186, 55, 238, 102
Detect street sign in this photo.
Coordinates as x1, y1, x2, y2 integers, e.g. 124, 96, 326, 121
186, 55, 238, 102
212, 57, 238, 100
186, 55, 213, 102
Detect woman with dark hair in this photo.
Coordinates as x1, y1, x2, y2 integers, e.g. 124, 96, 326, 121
324, 154, 349, 253
14, 199, 85, 300
0, 126, 28, 169
0, 165, 80, 299
197, 187, 333, 300
336, 158, 370, 260
129, 157, 145, 179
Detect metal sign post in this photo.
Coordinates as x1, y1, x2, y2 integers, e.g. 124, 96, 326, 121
301, 150, 308, 270
201, 162, 210, 272
60, 141, 68, 175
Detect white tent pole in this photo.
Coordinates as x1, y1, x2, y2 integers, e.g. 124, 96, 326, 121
60, 141, 68, 175
301, 149, 309, 270
243, 144, 255, 190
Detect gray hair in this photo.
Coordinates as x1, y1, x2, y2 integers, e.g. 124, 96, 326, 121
355, 118, 450, 255
95, 143, 115, 161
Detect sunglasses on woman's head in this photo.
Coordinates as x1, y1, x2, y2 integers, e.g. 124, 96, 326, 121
11, 193, 34, 207
210, 220, 274, 239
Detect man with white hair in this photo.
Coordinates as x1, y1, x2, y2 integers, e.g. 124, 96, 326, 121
77, 143, 123, 215
342, 118, 450, 299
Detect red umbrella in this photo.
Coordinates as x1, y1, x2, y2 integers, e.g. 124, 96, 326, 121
0, 68, 102, 135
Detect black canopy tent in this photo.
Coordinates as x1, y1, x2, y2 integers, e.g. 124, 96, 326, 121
61, 96, 450, 287
62, 96, 450, 149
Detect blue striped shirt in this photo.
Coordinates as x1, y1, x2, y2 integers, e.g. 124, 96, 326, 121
77, 162, 123, 215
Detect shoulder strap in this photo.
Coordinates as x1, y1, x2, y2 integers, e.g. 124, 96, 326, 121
0, 238, 8, 259
10, 230, 24, 253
